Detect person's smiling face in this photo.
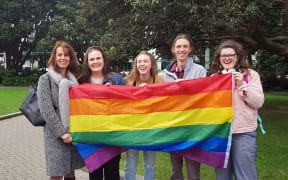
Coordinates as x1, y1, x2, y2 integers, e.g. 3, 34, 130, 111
172, 38, 192, 63
55, 47, 70, 70
88, 50, 104, 73
220, 48, 238, 70
136, 54, 152, 75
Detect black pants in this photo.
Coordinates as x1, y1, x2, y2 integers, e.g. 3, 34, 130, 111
89, 154, 121, 180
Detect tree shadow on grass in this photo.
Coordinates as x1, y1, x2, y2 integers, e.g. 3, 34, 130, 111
259, 104, 288, 117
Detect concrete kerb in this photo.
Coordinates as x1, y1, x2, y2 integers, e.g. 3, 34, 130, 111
0, 111, 23, 120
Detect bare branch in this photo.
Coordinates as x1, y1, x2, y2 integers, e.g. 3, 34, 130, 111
285, 0, 288, 19
267, 36, 288, 42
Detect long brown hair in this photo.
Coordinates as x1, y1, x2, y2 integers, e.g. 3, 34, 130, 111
77, 46, 112, 84
47, 41, 79, 76
212, 40, 252, 75
124, 51, 158, 85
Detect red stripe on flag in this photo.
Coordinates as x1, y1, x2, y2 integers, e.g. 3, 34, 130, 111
70, 74, 232, 100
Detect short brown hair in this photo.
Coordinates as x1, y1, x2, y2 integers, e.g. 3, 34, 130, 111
172, 34, 194, 49
171, 34, 194, 61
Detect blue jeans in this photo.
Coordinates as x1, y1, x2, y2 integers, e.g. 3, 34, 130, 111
215, 131, 258, 180
124, 149, 156, 180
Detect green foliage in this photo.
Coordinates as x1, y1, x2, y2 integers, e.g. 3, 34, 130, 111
2, 76, 39, 86
0, 0, 58, 72
0, 68, 44, 86
256, 50, 288, 76
20, 68, 46, 77
1, 0, 288, 73
0, 67, 5, 83
0, 67, 16, 78
38, 0, 104, 62
121, 0, 288, 66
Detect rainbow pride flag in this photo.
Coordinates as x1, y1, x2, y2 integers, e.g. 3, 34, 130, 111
70, 74, 233, 172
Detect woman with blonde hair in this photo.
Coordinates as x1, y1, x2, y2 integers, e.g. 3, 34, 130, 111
124, 51, 164, 180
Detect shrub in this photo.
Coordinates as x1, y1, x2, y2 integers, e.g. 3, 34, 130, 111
0, 67, 4, 83
278, 76, 288, 90
2, 76, 39, 86
0, 68, 45, 86
20, 68, 46, 77
2, 77, 27, 86
0, 67, 17, 84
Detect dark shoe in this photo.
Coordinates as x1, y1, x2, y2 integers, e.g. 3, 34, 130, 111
64, 177, 75, 180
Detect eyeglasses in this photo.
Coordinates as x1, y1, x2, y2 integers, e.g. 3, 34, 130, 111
220, 54, 237, 59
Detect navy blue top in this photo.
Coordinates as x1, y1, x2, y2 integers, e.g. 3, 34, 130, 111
102, 73, 126, 85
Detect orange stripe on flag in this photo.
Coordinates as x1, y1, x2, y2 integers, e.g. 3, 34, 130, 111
70, 90, 232, 115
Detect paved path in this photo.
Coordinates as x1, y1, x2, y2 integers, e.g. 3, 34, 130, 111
0, 115, 134, 180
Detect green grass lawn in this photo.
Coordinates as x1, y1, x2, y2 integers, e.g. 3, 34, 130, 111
0, 88, 287, 179
0, 88, 29, 116
256, 94, 288, 180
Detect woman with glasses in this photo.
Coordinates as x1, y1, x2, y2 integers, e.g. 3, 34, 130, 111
77, 46, 126, 180
212, 40, 264, 180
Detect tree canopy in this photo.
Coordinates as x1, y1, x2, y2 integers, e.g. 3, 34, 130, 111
1, 0, 288, 74
0, 0, 58, 72
122, 0, 288, 64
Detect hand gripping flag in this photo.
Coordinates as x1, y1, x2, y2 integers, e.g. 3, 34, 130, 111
69, 74, 233, 172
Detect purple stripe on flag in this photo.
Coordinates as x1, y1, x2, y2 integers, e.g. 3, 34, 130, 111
84, 146, 128, 173
173, 146, 227, 168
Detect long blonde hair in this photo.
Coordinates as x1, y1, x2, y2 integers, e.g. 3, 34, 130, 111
124, 51, 158, 85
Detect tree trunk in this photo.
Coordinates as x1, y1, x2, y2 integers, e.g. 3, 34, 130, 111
247, 52, 253, 67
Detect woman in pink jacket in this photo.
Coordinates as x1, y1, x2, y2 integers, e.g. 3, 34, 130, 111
212, 40, 264, 180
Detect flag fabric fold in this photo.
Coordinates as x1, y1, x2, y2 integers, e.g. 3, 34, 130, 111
70, 74, 233, 173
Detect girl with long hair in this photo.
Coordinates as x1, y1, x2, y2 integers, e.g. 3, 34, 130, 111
78, 46, 125, 180
124, 51, 164, 180
212, 40, 264, 180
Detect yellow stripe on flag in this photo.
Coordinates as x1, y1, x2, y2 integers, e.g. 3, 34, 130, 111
70, 107, 233, 132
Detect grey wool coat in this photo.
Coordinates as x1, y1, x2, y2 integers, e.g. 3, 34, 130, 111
37, 68, 84, 176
